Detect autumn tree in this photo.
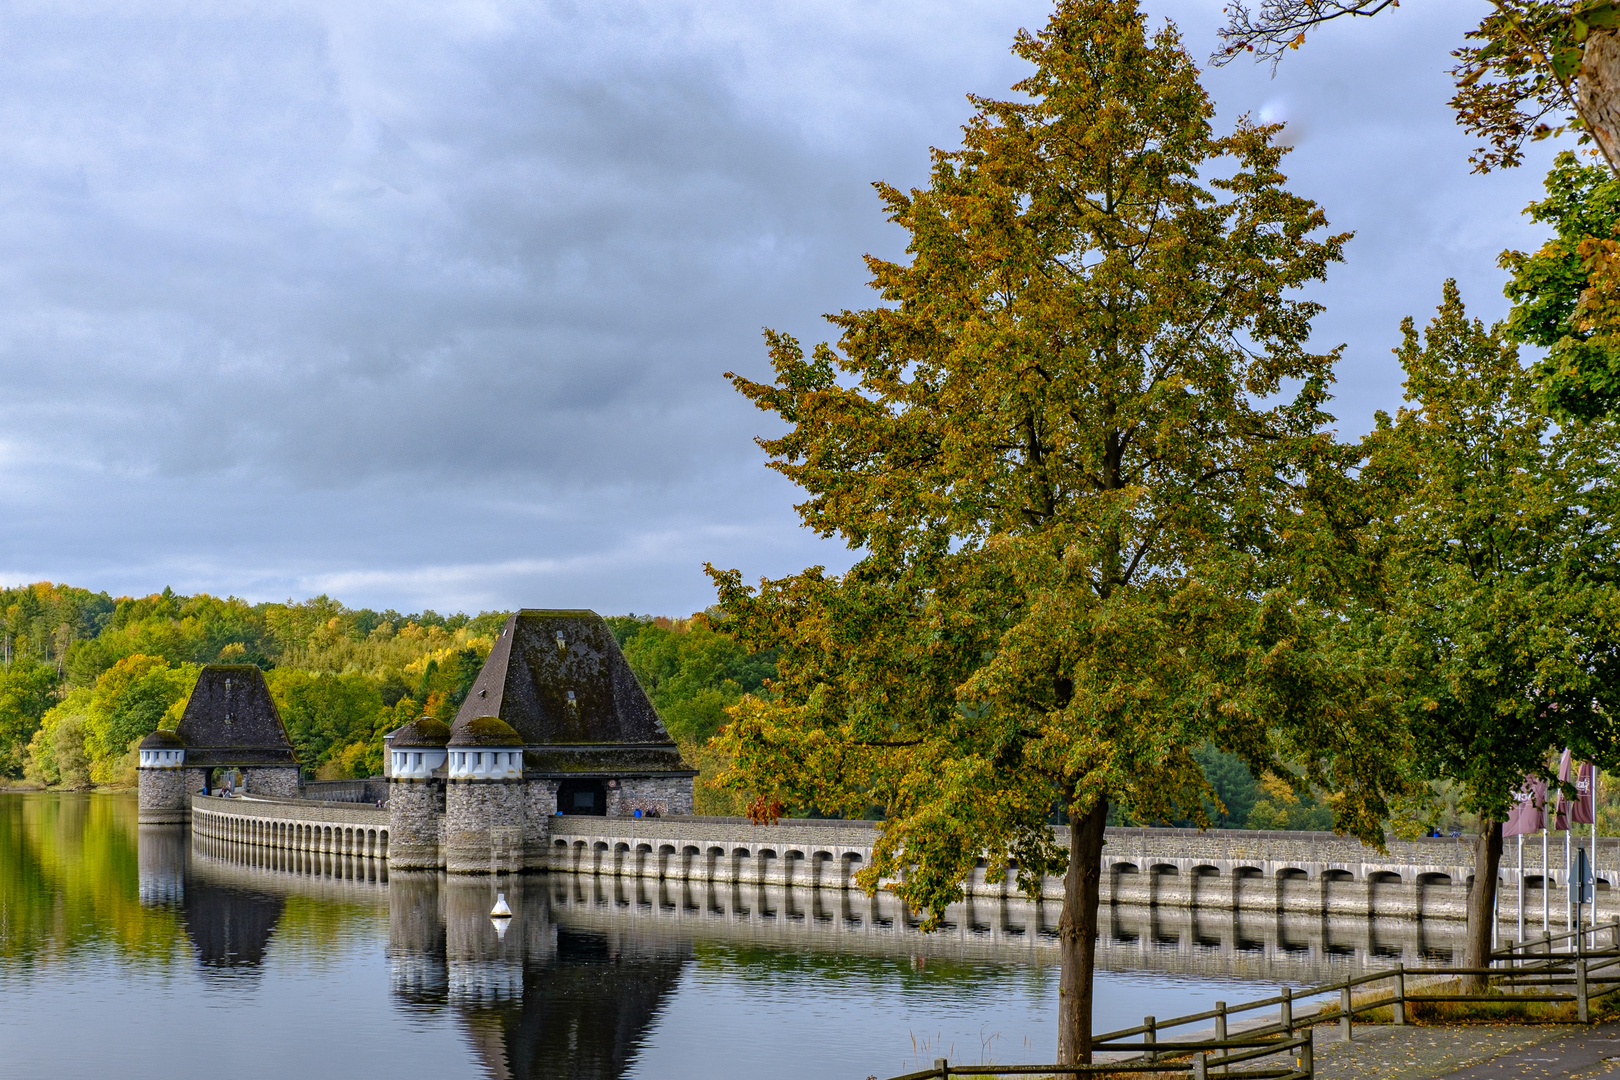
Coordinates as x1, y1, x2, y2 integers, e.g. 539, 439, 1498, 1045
1363, 281, 1620, 981
708, 0, 1409, 1062
1500, 150, 1620, 418
1216, 0, 1620, 175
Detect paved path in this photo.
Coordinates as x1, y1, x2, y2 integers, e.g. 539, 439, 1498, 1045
1310, 1021, 1620, 1080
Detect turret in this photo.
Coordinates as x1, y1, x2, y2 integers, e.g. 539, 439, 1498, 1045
386, 717, 451, 870
443, 716, 529, 874
390, 717, 451, 779
447, 716, 524, 780
137, 729, 194, 824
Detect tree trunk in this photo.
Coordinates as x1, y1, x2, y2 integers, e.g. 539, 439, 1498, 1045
1058, 795, 1108, 1065
1464, 818, 1503, 992
1579, 30, 1620, 176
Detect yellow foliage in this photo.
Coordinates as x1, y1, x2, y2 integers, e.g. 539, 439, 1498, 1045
1257, 772, 1300, 805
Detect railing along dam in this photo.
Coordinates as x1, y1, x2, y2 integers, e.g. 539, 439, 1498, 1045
184, 796, 1620, 923
190, 794, 390, 859
546, 818, 1620, 923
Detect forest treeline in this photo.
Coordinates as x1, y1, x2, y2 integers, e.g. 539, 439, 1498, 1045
0, 578, 1362, 825
0, 584, 769, 814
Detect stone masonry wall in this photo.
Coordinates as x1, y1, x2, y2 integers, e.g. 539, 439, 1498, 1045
191, 793, 389, 828
247, 767, 300, 799
137, 767, 187, 824
388, 780, 443, 870
523, 778, 558, 862
444, 779, 527, 874
184, 768, 207, 804
609, 776, 694, 817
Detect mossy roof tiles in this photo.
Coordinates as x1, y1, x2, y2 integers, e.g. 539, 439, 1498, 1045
448, 714, 523, 747
174, 665, 298, 768
388, 716, 452, 747
454, 610, 689, 775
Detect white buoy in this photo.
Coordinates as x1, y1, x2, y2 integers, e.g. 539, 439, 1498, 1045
490, 892, 513, 918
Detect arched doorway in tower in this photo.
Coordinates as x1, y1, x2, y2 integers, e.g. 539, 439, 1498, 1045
556, 779, 607, 816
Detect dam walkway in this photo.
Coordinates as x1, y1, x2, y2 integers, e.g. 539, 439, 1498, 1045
182, 795, 1620, 923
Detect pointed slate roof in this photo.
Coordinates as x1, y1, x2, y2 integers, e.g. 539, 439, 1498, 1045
174, 665, 298, 769
455, 610, 693, 776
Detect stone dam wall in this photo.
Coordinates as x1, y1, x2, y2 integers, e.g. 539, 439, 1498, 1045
180, 795, 1620, 923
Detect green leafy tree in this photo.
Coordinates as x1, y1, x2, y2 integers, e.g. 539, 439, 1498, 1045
616, 615, 776, 744
1363, 281, 1620, 981
707, 0, 1406, 1060
81, 655, 200, 785
1216, 0, 1620, 175
2, 582, 114, 679
0, 659, 57, 776
1191, 745, 1262, 828
1501, 151, 1620, 419
265, 670, 386, 775
26, 690, 94, 789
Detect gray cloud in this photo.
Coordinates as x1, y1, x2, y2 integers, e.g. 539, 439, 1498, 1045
0, 0, 1580, 612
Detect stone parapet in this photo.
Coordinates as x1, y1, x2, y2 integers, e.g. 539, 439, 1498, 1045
192, 793, 390, 826
609, 776, 695, 817
544, 820, 1620, 923
189, 793, 391, 859
246, 766, 300, 800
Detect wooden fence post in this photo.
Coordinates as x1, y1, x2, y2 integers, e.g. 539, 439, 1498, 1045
1299, 1026, 1314, 1079
1215, 1001, 1228, 1076
1340, 985, 1353, 1042
1394, 965, 1406, 1025
1145, 1016, 1157, 1063
1192, 1052, 1208, 1080
1579, 958, 1590, 1023
1281, 985, 1293, 1034
934, 1058, 947, 1079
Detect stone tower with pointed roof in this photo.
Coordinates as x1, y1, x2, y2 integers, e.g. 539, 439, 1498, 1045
388, 609, 697, 872
137, 665, 301, 824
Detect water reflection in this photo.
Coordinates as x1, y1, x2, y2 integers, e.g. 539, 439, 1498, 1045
388, 873, 692, 1080
139, 827, 288, 976
536, 871, 1474, 986
0, 793, 1514, 1080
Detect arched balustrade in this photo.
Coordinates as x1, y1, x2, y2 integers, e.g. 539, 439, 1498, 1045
189, 797, 389, 861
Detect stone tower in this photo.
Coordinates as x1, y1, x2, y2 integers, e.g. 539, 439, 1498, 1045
386, 609, 697, 873
385, 716, 450, 870
136, 664, 300, 823
136, 728, 190, 825
443, 715, 527, 874
456, 609, 696, 817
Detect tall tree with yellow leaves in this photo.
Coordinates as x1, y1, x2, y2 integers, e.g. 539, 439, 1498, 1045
708, 0, 1411, 1062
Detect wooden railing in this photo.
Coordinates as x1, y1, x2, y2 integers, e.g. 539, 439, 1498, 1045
884, 919, 1620, 1080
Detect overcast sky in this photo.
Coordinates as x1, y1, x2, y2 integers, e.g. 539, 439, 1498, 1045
0, 0, 1568, 616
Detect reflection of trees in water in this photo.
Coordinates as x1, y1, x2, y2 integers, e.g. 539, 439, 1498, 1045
0, 794, 300, 981
0, 793, 181, 967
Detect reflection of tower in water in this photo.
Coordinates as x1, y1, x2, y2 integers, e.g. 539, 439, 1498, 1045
137, 824, 186, 907
388, 872, 691, 1080
446, 876, 547, 1004
137, 823, 287, 977
389, 871, 449, 1009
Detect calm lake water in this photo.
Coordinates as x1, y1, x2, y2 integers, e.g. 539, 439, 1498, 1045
0, 793, 1467, 1080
